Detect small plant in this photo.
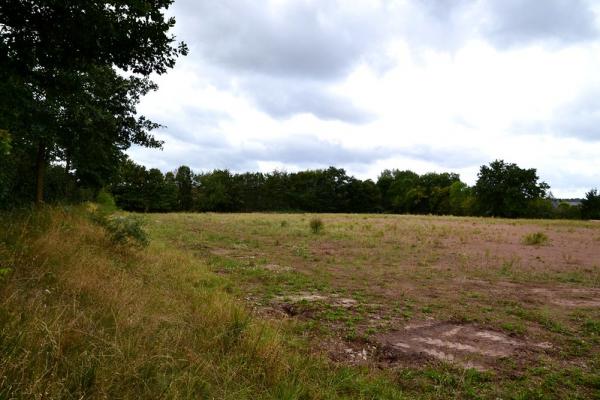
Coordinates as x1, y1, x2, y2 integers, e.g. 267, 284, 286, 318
0, 266, 12, 281
523, 232, 548, 246
309, 217, 323, 234
95, 189, 117, 212
104, 216, 149, 247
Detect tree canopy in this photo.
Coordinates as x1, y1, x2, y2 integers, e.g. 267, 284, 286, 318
474, 160, 549, 218
0, 0, 187, 204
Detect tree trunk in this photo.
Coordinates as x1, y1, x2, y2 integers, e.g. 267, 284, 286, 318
35, 141, 46, 204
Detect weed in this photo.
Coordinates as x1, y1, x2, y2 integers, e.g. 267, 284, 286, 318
523, 232, 549, 245
582, 319, 600, 335
501, 321, 527, 335
309, 217, 324, 234
104, 215, 149, 247
0, 266, 11, 281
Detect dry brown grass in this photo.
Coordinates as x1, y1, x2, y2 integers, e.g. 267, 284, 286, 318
145, 212, 600, 398
0, 207, 405, 399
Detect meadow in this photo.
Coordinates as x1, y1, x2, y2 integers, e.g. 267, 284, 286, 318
1, 208, 599, 399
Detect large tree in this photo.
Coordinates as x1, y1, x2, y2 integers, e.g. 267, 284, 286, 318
474, 160, 549, 217
0, 0, 187, 204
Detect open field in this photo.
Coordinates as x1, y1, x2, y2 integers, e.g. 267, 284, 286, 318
1, 208, 599, 399
149, 213, 600, 398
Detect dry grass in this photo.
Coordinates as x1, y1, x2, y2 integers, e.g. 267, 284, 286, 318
0, 207, 403, 399
145, 212, 600, 398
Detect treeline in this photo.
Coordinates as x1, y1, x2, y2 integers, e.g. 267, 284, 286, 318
106, 157, 600, 219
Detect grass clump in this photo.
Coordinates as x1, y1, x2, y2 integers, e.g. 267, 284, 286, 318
309, 217, 324, 234
103, 215, 149, 247
523, 231, 549, 245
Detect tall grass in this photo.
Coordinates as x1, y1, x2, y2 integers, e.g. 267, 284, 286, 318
0, 206, 401, 399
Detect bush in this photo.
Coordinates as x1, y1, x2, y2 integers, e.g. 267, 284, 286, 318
90, 210, 149, 247
104, 216, 149, 247
96, 189, 117, 212
523, 232, 548, 246
309, 217, 323, 234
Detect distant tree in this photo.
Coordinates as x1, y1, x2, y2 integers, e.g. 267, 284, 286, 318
377, 170, 419, 213
555, 202, 581, 220
474, 160, 549, 217
347, 178, 381, 213
175, 166, 194, 211
111, 158, 148, 211
195, 170, 237, 212
581, 189, 600, 219
448, 181, 474, 216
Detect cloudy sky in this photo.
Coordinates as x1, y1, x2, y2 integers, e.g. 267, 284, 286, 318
130, 0, 600, 198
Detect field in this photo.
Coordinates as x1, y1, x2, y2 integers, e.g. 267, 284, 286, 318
1, 209, 599, 399
149, 213, 600, 398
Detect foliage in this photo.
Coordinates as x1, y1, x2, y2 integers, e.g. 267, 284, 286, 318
0, 0, 186, 204
474, 160, 549, 218
95, 189, 117, 212
581, 189, 600, 220
555, 202, 581, 220
103, 215, 149, 247
523, 232, 549, 246
309, 217, 324, 234
0, 206, 408, 399
0, 130, 11, 207
108, 158, 594, 220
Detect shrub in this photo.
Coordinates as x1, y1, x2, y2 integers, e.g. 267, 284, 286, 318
104, 216, 149, 247
309, 217, 323, 234
523, 232, 548, 246
90, 210, 149, 247
95, 189, 117, 212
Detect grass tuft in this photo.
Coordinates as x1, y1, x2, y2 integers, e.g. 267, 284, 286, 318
309, 217, 324, 234
523, 231, 549, 245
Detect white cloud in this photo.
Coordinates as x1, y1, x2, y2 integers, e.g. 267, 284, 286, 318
131, 0, 600, 198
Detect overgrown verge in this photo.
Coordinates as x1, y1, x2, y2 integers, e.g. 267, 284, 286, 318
0, 206, 403, 399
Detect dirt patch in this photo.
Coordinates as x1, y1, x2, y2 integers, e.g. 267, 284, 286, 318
374, 320, 549, 370
456, 279, 600, 309
274, 292, 357, 307
529, 287, 600, 308
261, 263, 292, 273
209, 248, 232, 256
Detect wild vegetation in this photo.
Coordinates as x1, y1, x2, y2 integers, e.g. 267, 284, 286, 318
148, 212, 600, 398
2, 207, 598, 398
1, 1, 599, 399
15, 155, 596, 220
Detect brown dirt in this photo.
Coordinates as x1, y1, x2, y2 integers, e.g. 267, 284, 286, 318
373, 320, 550, 371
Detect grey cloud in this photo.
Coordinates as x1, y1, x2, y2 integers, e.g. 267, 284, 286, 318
485, 0, 598, 47
513, 90, 600, 141
401, 145, 488, 169
132, 130, 486, 177
131, 134, 393, 173
157, 108, 231, 146
174, 0, 388, 80
243, 135, 392, 165
552, 92, 600, 141
243, 78, 374, 123
483, 0, 598, 47
396, 0, 599, 51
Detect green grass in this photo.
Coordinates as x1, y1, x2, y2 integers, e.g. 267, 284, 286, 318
523, 231, 549, 245
1, 208, 599, 398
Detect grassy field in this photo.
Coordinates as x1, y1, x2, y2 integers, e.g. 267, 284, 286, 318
1, 208, 599, 399
148, 212, 600, 398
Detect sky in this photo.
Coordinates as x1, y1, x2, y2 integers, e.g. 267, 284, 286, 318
129, 0, 600, 198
